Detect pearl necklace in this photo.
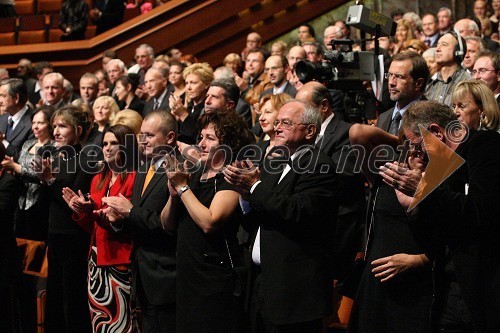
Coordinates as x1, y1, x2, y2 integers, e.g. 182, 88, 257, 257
60, 151, 80, 162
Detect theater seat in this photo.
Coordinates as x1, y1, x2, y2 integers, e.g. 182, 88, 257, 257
37, 0, 61, 14
17, 15, 47, 44
14, 0, 35, 16
48, 13, 63, 42
0, 17, 17, 45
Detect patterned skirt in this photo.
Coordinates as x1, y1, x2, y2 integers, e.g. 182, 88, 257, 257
88, 246, 133, 333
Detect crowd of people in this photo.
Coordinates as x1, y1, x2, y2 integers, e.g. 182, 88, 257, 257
0, 1, 499, 333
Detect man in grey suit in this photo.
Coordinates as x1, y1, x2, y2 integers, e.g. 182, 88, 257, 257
0, 78, 34, 161
142, 67, 170, 117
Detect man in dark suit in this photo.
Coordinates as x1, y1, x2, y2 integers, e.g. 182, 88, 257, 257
142, 67, 170, 117
0, 78, 34, 161
260, 55, 297, 98
103, 111, 178, 333
296, 81, 366, 280
90, 0, 125, 35
384, 100, 500, 332
422, 13, 441, 47
378, 52, 429, 135
224, 100, 339, 333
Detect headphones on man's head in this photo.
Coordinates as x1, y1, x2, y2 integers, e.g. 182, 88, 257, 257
447, 30, 466, 64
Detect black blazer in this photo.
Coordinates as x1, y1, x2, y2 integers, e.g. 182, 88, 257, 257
127, 161, 176, 305
417, 130, 500, 332
126, 96, 145, 115
0, 107, 34, 161
317, 116, 366, 279
94, 0, 125, 35
247, 147, 338, 325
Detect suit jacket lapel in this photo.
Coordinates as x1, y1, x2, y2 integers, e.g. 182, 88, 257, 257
319, 116, 340, 151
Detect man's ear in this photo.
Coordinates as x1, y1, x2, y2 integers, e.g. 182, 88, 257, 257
428, 123, 444, 140
305, 124, 317, 140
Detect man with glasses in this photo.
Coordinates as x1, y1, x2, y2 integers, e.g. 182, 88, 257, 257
472, 50, 500, 104
260, 55, 297, 98
379, 52, 429, 136
224, 99, 338, 333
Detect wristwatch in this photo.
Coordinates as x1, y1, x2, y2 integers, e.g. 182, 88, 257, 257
178, 185, 190, 197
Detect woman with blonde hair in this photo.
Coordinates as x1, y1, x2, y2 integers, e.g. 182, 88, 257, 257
451, 80, 500, 132
170, 62, 214, 125
402, 39, 428, 55
393, 19, 415, 55
223, 53, 243, 75
110, 109, 143, 135
86, 96, 120, 146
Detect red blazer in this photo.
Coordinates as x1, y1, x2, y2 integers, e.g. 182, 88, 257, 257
73, 171, 136, 266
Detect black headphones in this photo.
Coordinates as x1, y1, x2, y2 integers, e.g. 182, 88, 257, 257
447, 30, 466, 64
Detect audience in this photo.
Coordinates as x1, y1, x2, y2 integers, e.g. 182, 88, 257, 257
3, 6, 500, 333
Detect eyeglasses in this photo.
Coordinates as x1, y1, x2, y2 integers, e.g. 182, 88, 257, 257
384, 72, 409, 81
471, 68, 496, 75
264, 66, 284, 73
273, 119, 309, 129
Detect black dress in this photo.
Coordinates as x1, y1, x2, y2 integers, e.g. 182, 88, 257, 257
176, 171, 242, 333
348, 182, 436, 333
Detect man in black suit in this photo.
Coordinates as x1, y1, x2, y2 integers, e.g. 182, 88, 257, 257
378, 52, 429, 135
224, 100, 339, 333
0, 78, 34, 161
260, 55, 297, 98
103, 111, 178, 333
296, 81, 366, 280
90, 0, 125, 35
384, 100, 500, 332
142, 67, 170, 117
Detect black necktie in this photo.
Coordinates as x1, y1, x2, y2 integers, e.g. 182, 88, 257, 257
389, 111, 402, 135
154, 99, 159, 110
5, 117, 14, 140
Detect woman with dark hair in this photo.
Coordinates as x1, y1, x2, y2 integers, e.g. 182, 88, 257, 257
114, 74, 145, 114
168, 61, 186, 103
161, 109, 254, 333
2, 106, 55, 240
62, 124, 138, 333
34, 105, 99, 332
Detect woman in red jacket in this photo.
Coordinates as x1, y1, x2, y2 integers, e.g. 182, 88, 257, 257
62, 124, 138, 333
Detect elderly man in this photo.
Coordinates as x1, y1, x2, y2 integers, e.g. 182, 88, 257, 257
42, 72, 65, 108
224, 99, 338, 333
425, 32, 471, 106
323, 25, 342, 50
0, 78, 34, 161
106, 58, 127, 92
260, 55, 297, 98
102, 111, 179, 333
454, 18, 480, 37
381, 100, 500, 332
463, 36, 486, 72
241, 32, 263, 61
143, 67, 169, 116
79, 73, 99, 108
437, 7, 454, 35
473, 50, 500, 103
128, 44, 155, 85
